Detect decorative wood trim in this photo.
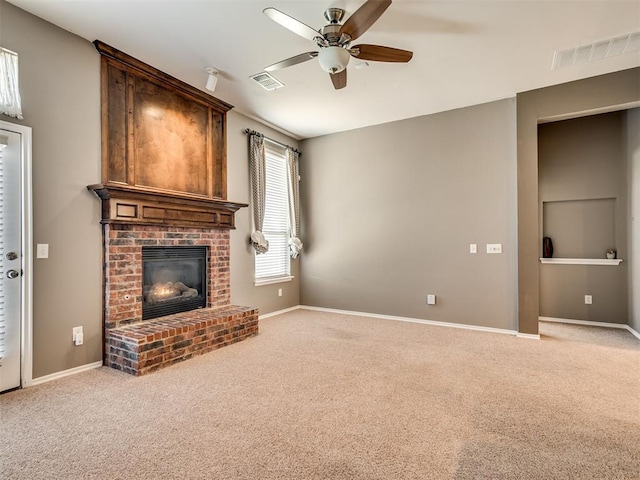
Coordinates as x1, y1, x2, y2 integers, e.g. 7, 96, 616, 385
90, 41, 246, 228
126, 71, 135, 184
93, 41, 233, 113
88, 183, 247, 229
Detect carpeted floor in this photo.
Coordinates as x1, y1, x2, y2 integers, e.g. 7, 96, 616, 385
1, 310, 638, 479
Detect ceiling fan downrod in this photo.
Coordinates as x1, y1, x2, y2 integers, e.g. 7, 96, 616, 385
320, 8, 349, 47
323, 8, 345, 24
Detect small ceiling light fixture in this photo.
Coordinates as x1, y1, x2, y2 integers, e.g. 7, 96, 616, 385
205, 67, 219, 92
317, 46, 350, 74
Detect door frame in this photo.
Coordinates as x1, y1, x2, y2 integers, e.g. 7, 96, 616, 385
0, 120, 33, 387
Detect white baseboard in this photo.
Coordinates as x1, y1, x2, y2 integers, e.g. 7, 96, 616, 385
516, 332, 541, 340
539, 316, 640, 340
300, 305, 519, 336
258, 305, 301, 320
27, 361, 103, 387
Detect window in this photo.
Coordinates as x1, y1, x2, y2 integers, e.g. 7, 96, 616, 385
0, 48, 23, 119
255, 145, 291, 283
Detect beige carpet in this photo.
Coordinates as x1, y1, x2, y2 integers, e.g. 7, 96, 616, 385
1, 310, 638, 479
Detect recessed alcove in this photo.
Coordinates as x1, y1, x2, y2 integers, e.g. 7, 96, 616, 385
542, 198, 616, 259
537, 111, 630, 325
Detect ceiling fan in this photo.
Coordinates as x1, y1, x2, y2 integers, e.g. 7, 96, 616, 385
263, 0, 413, 90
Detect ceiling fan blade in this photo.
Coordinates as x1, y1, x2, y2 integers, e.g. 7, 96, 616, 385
263, 7, 322, 42
339, 0, 392, 42
330, 70, 347, 90
351, 44, 413, 62
265, 52, 319, 72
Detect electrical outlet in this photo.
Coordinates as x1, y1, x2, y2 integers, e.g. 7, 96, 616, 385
585, 295, 592, 305
427, 294, 436, 305
36, 243, 49, 259
486, 243, 502, 254
278, 288, 282, 297
72, 326, 83, 346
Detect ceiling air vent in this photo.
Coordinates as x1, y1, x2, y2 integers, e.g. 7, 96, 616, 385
552, 31, 640, 70
250, 71, 284, 91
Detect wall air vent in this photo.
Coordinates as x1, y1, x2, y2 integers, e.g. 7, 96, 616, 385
552, 31, 640, 70
250, 71, 284, 91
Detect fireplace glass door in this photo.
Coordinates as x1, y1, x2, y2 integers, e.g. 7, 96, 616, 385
142, 246, 207, 320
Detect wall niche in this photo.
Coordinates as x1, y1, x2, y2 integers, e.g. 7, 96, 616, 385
543, 198, 616, 259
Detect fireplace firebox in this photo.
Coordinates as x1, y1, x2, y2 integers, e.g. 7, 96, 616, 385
142, 246, 207, 320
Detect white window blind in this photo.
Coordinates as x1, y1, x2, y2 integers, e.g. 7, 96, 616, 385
255, 146, 290, 281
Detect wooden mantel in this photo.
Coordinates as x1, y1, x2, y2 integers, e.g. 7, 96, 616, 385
88, 183, 247, 229
89, 41, 246, 229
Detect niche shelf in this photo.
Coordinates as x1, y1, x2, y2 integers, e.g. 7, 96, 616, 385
539, 258, 623, 266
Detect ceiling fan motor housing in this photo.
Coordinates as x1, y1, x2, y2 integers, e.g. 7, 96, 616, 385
318, 46, 351, 73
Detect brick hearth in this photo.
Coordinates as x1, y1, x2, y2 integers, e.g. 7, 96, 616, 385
103, 224, 258, 375
107, 305, 258, 376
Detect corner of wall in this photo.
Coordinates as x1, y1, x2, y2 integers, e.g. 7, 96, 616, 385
626, 108, 640, 332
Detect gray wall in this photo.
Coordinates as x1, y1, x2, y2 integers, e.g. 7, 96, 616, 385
517, 67, 640, 335
538, 112, 628, 324
628, 108, 640, 333
1, 1, 300, 379
1, 0, 103, 378
299, 99, 518, 331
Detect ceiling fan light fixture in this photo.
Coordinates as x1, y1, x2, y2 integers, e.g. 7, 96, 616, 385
318, 46, 350, 73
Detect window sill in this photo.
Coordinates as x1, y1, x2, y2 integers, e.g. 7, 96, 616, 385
539, 258, 623, 266
254, 276, 294, 286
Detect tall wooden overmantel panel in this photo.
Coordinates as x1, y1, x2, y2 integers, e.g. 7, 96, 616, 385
88, 41, 246, 229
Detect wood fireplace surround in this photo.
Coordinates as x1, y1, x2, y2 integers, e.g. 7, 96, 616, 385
88, 41, 257, 375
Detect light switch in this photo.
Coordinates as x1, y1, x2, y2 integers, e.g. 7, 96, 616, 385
470, 244, 477, 254
36, 243, 49, 258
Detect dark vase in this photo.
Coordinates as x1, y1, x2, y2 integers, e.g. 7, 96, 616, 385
543, 237, 553, 258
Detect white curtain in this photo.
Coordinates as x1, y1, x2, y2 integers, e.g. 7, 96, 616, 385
286, 148, 303, 258
249, 133, 269, 254
0, 48, 23, 120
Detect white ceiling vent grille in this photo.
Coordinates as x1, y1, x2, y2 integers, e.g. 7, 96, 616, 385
552, 31, 640, 70
250, 72, 284, 91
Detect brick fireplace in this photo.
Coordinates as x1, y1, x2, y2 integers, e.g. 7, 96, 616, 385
102, 224, 258, 376
104, 225, 231, 330
89, 42, 257, 376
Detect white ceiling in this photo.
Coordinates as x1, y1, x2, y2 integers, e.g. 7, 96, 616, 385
7, 0, 640, 139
